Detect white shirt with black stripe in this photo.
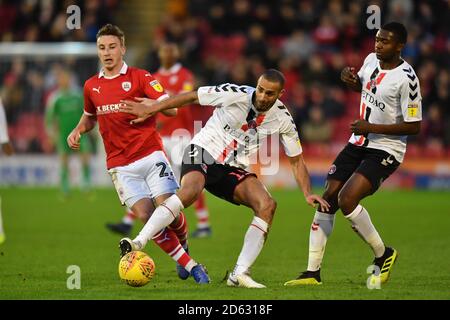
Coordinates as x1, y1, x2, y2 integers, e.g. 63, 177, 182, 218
193, 83, 302, 169
350, 53, 422, 162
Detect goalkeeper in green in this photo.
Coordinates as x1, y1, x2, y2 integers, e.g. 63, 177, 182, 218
45, 67, 93, 196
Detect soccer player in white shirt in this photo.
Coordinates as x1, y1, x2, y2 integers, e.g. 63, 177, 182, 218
0, 98, 14, 244
285, 22, 422, 286
119, 69, 330, 288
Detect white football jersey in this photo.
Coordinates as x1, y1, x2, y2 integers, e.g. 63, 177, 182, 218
350, 53, 422, 162
192, 83, 302, 169
0, 98, 10, 144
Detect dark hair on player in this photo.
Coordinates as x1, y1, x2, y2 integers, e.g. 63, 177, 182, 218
96, 24, 125, 46
381, 22, 407, 44
261, 69, 285, 88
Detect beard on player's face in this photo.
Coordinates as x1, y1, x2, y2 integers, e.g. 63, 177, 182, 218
254, 97, 277, 111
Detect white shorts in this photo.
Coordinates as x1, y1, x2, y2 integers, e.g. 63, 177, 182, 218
162, 132, 192, 181
108, 151, 179, 208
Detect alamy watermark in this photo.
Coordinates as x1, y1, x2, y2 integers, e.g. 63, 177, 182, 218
66, 5, 81, 30
167, 121, 282, 176
66, 265, 81, 289
366, 5, 381, 30
366, 265, 381, 290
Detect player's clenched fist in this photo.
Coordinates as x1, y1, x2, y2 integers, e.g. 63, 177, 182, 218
341, 66, 358, 85
67, 130, 81, 150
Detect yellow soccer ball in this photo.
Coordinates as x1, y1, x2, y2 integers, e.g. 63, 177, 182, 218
118, 251, 155, 287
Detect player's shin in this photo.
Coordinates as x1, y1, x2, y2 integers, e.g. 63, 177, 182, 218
133, 194, 184, 248
307, 211, 335, 271
168, 211, 188, 248
233, 216, 268, 275
346, 205, 385, 258
152, 228, 197, 272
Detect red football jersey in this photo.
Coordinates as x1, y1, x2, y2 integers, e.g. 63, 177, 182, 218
154, 63, 195, 135
84, 63, 169, 169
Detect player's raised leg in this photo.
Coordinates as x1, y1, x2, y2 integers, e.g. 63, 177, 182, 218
153, 193, 195, 281
338, 172, 397, 284
119, 194, 209, 283
226, 176, 276, 289
285, 179, 342, 286
130, 170, 205, 250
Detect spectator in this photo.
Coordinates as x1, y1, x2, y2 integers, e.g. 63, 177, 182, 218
302, 106, 332, 144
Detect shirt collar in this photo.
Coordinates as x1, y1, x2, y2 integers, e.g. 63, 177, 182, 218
98, 62, 128, 79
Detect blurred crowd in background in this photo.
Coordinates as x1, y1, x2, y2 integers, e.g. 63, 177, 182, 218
0, 0, 448, 158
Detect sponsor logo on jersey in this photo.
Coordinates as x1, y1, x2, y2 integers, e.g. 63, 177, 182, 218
96, 103, 124, 115
92, 86, 101, 93
361, 90, 386, 111
150, 80, 163, 92
122, 81, 131, 92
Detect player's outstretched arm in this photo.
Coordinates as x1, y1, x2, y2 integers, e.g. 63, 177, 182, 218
288, 154, 330, 212
350, 120, 421, 136
67, 114, 97, 150
121, 91, 199, 125
341, 66, 362, 92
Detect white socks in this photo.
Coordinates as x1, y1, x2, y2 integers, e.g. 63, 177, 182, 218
307, 211, 335, 271
234, 216, 268, 275
133, 194, 184, 248
346, 204, 385, 258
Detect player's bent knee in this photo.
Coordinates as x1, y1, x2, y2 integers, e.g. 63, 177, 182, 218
256, 197, 277, 223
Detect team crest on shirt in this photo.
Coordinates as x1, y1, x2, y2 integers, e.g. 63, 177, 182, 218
328, 164, 336, 175
150, 80, 164, 92
121, 81, 132, 92
367, 79, 377, 90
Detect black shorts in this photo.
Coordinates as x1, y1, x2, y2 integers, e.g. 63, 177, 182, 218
180, 144, 256, 205
327, 143, 400, 193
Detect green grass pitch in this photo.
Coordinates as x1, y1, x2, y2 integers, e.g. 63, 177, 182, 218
0, 187, 449, 300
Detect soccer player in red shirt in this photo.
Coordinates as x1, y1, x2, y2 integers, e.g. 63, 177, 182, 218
106, 42, 213, 238
67, 24, 209, 284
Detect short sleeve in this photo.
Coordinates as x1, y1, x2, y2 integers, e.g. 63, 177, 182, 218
399, 71, 422, 122
279, 112, 303, 157
83, 83, 96, 116
197, 83, 248, 107
139, 70, 169, 102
